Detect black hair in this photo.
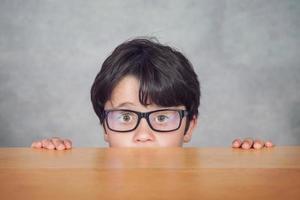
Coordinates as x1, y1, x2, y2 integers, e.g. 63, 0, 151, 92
91, 37, 201, 131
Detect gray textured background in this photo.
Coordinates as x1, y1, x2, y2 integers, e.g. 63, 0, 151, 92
0, 0, 299, 147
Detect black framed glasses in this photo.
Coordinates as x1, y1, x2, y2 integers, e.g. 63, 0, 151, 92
104, 109, 189, 133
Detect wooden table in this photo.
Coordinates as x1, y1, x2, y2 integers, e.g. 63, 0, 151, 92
0, 147, 299, 200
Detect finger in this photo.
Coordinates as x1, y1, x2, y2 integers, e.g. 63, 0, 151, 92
31, 141, 42, 148
63, 139, 72, 149
232, 138, 242, 148
41, 139, 48, 148
241, 138, 254, 149
51, 138, 65, 150
265, 141, 274, 148
253, 139, 264, 149
42, 139, 55, 150
35, 141, 42, 148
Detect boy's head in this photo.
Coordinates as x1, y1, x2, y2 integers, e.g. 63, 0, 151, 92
91, 38, 200, 147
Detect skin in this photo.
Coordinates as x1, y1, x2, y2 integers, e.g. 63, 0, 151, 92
101, 76, 197, 147
31, 75, 274, 150
232, 138, 274, 149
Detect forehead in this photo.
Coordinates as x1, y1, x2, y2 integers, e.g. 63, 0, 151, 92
110, 75, 140, 103
104, 75, 140, 109
104, 75, 185, 111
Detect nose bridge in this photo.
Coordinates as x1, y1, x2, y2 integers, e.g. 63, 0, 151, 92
133, 113, 155, 142
137, 112, 151, 128
139, 112, 149, 119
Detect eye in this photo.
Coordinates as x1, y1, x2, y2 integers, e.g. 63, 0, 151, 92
155, 115, 169, 123
118, 112, 133, 123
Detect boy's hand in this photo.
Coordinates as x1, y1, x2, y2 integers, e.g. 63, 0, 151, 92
31, 137, 72, 150
232, 138, 274, 149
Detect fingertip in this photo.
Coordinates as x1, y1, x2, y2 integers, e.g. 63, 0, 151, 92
56, 145, 66, 150
253, 140, 264, 149
241, 142, 251, 149
31, 142, 37, 148
232, 141, 241, 148
42, 139, 48, 148
36, 141, 42, 148
63, 139, 72, 149
232, 139, 241, 148
265, 141, 274, 148
47, 143, 55, 150
253, 142, 263, 149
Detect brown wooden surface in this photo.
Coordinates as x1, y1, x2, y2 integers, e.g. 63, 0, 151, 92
0, 146, 300, 199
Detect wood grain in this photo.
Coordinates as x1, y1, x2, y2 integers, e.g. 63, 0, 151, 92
0, 147, 299, 199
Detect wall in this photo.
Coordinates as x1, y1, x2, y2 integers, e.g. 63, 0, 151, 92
0, 0, 299, 147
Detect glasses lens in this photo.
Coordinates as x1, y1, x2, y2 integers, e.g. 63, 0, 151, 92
106, 110, 138, 131
149, 110, 181, 131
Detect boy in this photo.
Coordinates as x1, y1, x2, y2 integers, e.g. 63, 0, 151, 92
31, 38, 274, 150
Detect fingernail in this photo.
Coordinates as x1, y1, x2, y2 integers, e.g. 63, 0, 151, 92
265, 142, 273, 147
242, 143, 250, 149
57, 144, 65, 150
253, 143, 262, 149
232, 141, 239, 148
